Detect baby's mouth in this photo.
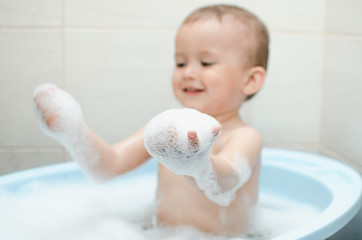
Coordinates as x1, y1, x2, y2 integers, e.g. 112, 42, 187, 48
183, 87, 204, 94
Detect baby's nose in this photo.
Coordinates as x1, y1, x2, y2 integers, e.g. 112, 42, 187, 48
183, 64, 197, 80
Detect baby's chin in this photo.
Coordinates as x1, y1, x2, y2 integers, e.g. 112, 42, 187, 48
185, 106, 217, 118
179, 102, 209, 115
174, 95, 202, 111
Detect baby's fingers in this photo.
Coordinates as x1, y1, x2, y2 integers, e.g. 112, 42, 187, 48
212, 125, 221, 137
33, 85, 61, 131
188, 131, 199, 153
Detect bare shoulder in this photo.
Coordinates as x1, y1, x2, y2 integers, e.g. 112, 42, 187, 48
224, 125, 262, 167
233, 125, 262, 144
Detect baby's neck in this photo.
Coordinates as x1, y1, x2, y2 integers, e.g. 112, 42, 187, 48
212, 110, 245, 131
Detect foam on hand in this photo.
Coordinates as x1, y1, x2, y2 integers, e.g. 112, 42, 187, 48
144, 108, 220, 176
33, 84, 84, 144
33, 84, 101, 182
144, 108, 251, 206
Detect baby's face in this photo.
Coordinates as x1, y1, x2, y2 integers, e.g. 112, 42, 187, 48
172, 17, 250, 117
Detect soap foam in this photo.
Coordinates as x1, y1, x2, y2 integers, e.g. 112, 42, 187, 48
211, 154, 252, 206
33, 83, 85, 145
0, 177, 319, 240
33, 84, 101, 182
144, 108, 252, 206
144, 108, 221, 176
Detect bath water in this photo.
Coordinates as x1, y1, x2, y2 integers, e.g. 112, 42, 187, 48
0, 174, 319, 240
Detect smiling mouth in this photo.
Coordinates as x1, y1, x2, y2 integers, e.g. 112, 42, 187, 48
183, 88, 204, 94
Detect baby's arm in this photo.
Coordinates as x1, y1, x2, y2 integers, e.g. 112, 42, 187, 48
144, 108, 261, 206
209, 127, 262, 192
184, 127, 261, 206
33, 84, 150, 182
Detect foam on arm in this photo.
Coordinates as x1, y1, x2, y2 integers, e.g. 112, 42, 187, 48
144, 108, 251, 206
33, 84, 110, 182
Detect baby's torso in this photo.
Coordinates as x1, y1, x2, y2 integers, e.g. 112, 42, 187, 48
155, 163, 260, 234
144, 111, 261, 234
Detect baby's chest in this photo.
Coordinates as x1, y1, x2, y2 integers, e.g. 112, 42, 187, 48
210, 134, 229, 155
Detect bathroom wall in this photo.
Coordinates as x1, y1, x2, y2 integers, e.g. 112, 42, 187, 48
321, 0, 362, 165
0, 0, 359, 174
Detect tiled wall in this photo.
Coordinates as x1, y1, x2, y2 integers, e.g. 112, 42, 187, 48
321, 0, 362, 164
0, 0, 359, 174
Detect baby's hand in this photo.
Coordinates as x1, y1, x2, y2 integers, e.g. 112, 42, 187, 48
144, 108, 221, 176
33, 84, 85, 145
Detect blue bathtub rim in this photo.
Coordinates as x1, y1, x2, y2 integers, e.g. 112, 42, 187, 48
261, 148, 362, 240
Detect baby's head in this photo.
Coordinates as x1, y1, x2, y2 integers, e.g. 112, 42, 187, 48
172, 5, 269, 116
183, 5, 269, 73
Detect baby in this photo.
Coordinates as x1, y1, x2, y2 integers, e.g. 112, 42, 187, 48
33, 4, 269, 236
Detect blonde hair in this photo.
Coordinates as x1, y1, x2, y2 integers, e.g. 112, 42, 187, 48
181, 5, 269, 100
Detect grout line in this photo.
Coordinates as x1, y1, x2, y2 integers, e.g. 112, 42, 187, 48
0, 25, 361, 38
0, 146, 63, 152
60, 0, 67, 161
317, 143, 362, 173
64, 26, 178, 32
251, 0, 256, 12
61, 146, 68, 162
325, 31, 362, 39
324, 0, 328, 32
319, 0, 328, 146
61, 0, 66, 90
0, 25, 177, 32
271, 29, 325, 36
0, 26, 62, 30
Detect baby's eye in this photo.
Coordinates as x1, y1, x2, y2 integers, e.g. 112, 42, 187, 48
201, 62, 213, 67
176, 63, 186, 68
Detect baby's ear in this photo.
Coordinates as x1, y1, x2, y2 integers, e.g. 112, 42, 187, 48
242, 66, 266, 96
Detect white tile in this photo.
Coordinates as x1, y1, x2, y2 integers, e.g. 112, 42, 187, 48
327, 0, 362, 34
252, 84, 321, 143
322, 36, 362, 164
0, 30, 63, 146
65, 30, 180, 143
255, 0, 325, 32
250, 33, 323, 143
0, 148, 64, 175
0, 0, 62, 26
65, 0, 253, 28
267, 33, 324, 85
